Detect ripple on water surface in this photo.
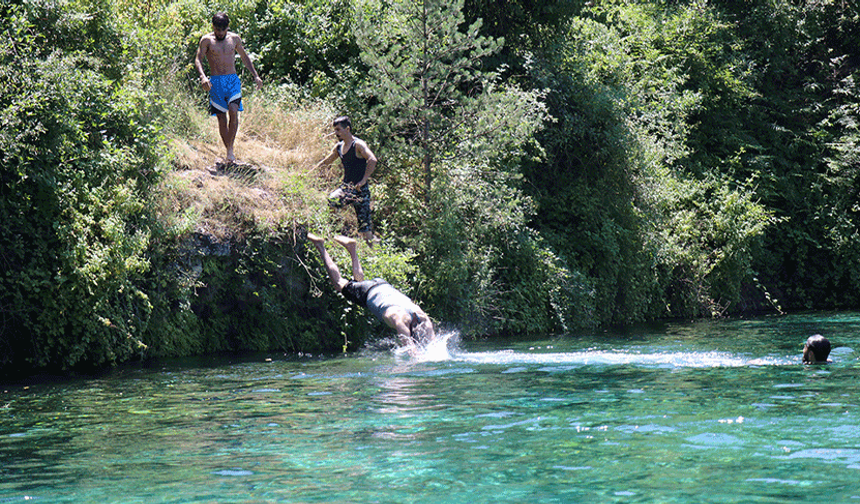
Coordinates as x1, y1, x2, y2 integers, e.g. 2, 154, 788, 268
3, 314, 860, 503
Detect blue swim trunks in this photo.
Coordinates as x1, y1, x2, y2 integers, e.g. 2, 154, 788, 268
208, 74, 243, 115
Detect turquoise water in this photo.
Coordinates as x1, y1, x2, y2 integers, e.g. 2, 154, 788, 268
3, 313, 860, 503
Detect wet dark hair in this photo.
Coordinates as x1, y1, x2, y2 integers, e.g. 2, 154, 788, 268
333, 116, 351, 131
212, 12, 229, 29
804, 334, 831, 363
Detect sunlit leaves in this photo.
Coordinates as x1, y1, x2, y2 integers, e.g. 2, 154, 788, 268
354, 0, 546, 194
0, 0, 160, 371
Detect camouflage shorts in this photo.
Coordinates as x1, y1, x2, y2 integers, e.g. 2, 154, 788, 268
328, 183, 373, 233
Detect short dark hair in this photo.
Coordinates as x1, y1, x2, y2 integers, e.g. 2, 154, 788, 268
333, 116, 351, 131
804, 334, 831, 363
212, 12, 229, 29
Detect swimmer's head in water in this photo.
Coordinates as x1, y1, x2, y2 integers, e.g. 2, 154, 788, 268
803, 334, 831, 364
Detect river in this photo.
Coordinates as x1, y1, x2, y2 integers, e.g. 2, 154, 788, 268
2, 312, 860, 503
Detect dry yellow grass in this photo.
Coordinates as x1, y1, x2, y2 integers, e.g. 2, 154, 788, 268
154, 93, 352, 241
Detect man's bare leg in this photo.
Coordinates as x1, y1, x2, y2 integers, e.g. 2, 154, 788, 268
216, 113, 229, 160
216, 106, 240, 162
226, 105, 240, 162
308, 233, 348, 292
334, 235, 364, 281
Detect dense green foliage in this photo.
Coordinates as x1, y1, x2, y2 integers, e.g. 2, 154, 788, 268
1, 1, 159, 370
707, 0, 860, 310
355, 0, 504, 194
524, 2, 779, 323
0, 0, 340, 374
349, 0, 563, 334
3, 0, 860, 375
249, 0, 357, 94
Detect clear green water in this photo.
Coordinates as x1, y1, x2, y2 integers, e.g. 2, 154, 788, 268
3, 313, 860, 503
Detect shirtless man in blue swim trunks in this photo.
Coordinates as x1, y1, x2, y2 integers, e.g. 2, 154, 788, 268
307, 233, 435, 349
195, 12, 263, 164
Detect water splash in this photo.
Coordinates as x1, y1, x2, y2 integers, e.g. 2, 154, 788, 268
394, 330, 460, 363
395, 331, 795, 368
452, 349, 793, 368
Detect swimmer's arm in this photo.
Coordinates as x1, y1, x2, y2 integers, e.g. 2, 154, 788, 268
382, 309, 413, 342
393, 321, 414, 347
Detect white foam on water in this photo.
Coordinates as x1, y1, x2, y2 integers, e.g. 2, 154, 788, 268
395, 331, 795, 368
395, 330, 460, 363
454, 349, 793, 368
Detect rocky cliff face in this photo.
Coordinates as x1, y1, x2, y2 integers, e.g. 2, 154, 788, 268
149, 129, 367, 358
166, 228, 353, 356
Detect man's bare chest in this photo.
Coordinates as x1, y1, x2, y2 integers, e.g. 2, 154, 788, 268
208, 39, 236, 58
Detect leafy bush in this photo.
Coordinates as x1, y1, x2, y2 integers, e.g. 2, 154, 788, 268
373, 158, 594, 335
249, 0, 358, 95
526, 2, 776, 323
0, 2, 164, 371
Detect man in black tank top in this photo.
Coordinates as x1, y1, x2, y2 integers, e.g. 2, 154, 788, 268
314, 116, 378, 243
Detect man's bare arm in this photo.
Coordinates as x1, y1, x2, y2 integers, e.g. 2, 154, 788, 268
355, 140, 377, 187
235, 37, 263, 90
195, 37, 212, 91
313, 146, 340, 171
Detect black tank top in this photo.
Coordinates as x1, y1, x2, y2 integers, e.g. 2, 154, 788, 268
339, 140, 367, 185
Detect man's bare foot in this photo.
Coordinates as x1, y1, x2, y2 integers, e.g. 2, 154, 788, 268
306, 232, 324, 245
360, 231, 379, 247
359, 232, 382, 248
334, 235, 358, 254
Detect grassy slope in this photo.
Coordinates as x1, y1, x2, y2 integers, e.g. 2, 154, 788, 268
154, 92, 359, 242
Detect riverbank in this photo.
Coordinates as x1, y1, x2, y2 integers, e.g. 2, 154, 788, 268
141, 94, 391, 365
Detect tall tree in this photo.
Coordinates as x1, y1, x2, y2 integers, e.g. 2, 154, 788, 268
352, 0, 561, 334
354, 0, 543, 199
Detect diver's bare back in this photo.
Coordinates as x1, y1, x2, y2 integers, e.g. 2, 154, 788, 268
201, 32, 241, 75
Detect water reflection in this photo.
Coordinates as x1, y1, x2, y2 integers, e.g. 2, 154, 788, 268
373, 375, 435, 414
